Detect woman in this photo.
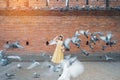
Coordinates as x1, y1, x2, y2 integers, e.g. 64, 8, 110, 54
51, 35, 64, 64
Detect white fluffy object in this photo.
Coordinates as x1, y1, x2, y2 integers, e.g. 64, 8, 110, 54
58, 57, 84, 80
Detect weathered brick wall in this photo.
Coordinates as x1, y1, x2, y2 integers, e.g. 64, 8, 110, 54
0, 0, 120, 9
0, 16, 120, 54
0, 0, 6, 9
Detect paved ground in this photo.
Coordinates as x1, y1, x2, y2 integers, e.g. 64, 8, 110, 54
0, 61, 120, 80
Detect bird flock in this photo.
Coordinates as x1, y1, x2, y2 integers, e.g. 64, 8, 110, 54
0, 41, 23, 66
48, 30, 117, 56
0, 30, 117, 80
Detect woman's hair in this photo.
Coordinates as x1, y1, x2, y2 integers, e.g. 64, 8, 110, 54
58, 35, 63, 41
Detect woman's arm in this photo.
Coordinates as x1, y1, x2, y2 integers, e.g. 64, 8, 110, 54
53, 36, 59, 41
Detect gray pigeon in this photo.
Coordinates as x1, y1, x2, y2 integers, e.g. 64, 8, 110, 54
81, 49, 89, 56
33, 72, 40, 78
4, 41, 23, 49
63, 38, 71, 51
100, 32, 116, 47
27, 60, 40, 69
0, 58, 9, 66
5, 73, 15, 79
71, 37, 81, 48
79, 30, 90, 38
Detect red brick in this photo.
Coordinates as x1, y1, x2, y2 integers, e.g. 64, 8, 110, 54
0, 16, 120, 54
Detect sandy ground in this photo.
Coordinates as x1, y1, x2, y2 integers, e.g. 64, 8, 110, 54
0, 61, 120, 80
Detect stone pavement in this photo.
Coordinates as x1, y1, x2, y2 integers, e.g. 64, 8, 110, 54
0, 61, 120, 80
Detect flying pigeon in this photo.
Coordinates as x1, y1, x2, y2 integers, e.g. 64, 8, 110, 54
63, 38, 71, 51
27, 60, 40, 69
100, 32, 116, 47
58, 56, 84, 80
71, 37, 81, 48
79, 30, 90, 38
104, 54, 113, 61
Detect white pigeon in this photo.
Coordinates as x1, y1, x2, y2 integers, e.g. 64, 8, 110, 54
66, 0, 69, 7
27, 60, 40, 69
104, 54, 113, 61
7, 56, 22, 61
17, 64, 22, 69
58, 57, 84, 80
107, 32, 113, 41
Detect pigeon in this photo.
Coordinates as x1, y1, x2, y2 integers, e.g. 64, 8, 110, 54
100, 32, 116, 47
74, 31, 81, 37
58, 57, 84, 80
102, 46, 107, 51
86, 41, 94, 49
7, 56, 22, 61
104, 54, 113, 61
64, 54, 71, 60
89, 44, 94, 49
5, 73, 15, 79
79, 30, 90, 38
109, 40, 116, 47
89, 32, 103, 44
90, 33, 100, 44
63, 38, 71, 51
17, 64, 22, 69
54, 65, 62, 72
65, 0, 69, 8
46, 62, 62, 73
71, 37, 81, 48
13, 41, 23, 49
27, 60, 40, 69
0, 50, 6, 59
33, 72, 40, 78
69, 56, 78, 65
4, 41, 23, 49
81, 49, 89, 56
0, 58, 9, 66
93, 32, 104, 36
100, 32, 113, 44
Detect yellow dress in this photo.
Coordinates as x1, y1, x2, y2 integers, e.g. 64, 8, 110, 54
51, 40, 64, 64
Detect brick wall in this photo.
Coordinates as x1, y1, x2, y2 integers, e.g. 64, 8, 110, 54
0, 16, 120, 54
0, 0, 120, 9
